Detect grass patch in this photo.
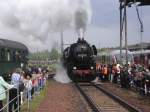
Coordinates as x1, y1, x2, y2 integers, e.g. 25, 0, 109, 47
21, 82, 49, 112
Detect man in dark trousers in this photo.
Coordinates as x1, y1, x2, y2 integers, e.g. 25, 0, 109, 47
9, 68, 22, 112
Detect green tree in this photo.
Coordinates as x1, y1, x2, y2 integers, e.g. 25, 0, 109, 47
49, 48, 59, 60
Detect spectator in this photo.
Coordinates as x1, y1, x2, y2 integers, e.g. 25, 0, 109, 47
41, 73, 46, 89
144, 69, 150, 95
24, 75, 32, 101
32, 73, 38, 95
38, 74, 43, 90
96, 63, 101, 80
111, 65, 116, 83
0, 76, 14, 111
113, 64, 120, 83
38, 67, 42, 74
20, 71, 26, 105
120, 66, 126, 88
103, 65, 108, 81
9, 68, 22, 112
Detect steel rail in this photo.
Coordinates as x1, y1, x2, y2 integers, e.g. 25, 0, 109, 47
93, 84, 142, 112
75, 83, 101, 112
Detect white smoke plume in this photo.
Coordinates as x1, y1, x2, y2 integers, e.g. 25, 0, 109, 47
0, 0, 92, 47
75, 8, 90, 38
54, 63, 72, 83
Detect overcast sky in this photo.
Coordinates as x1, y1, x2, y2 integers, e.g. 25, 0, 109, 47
0, 0, 150, 52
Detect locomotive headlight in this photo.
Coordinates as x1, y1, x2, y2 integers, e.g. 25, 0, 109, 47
73, 66, 77, 70
90, 66, 94, 70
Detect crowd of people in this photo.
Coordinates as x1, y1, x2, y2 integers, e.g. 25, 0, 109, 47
0, 67, 48, 112
96, 63, 150, 95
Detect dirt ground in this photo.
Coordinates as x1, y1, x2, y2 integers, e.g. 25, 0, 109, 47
36, 80, 88, 112
36, 79, 150, 112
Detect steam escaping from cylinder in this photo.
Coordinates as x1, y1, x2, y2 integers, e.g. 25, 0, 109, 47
54, 63, 72, 83
92, 77, 99, 83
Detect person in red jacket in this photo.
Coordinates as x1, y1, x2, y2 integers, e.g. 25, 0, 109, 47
102, 65, 108, 81
96, 63, 101, 80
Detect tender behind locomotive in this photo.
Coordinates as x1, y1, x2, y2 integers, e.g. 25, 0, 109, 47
63, 38, 97, 82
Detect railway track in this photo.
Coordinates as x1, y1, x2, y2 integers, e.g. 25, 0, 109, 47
75, 83, 142, 112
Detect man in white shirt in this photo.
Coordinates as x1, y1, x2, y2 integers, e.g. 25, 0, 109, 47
9, 68, 22, 112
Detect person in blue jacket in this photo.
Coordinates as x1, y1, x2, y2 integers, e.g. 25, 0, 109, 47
0, 76, 14, 111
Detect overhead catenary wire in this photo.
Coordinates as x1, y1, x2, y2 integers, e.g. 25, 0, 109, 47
134, 1, 144, 32
134, 0, 144, 54
120, 0, 145, 64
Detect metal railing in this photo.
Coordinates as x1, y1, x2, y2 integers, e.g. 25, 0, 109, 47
0, 74, 47, 112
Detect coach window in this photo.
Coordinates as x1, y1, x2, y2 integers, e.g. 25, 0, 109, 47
20, 51, 23, 61
7, 50, 10, 61
16, 51, 21, 61
13, 51, 16, 61
0, 49, 1, 61
15, 51, 19, 61
22, 51, 25, 61
1, 49, 5, 61
18, 51, 21, 61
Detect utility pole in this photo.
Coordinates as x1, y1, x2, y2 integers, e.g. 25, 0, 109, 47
120, 2, 123, 65
140, 29, 143, 54
140, 23, 144, 64
60, 29, 64, 55
120, 0, 128, 65
124, 1, 128, 65
140, 8, 144, 55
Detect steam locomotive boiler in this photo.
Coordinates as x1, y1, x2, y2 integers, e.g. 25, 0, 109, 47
63, 38, 97, 82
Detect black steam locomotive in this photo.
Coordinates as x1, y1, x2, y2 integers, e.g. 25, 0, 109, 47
63, 38, 97, 82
